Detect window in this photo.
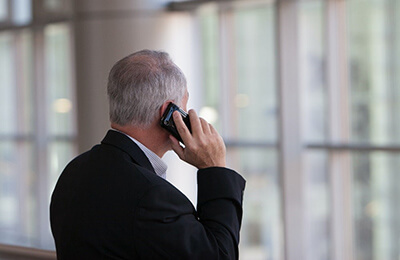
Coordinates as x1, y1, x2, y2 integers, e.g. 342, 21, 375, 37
0, 0, 75, 250
197, 0, 400, 259
302, 0, 400, 259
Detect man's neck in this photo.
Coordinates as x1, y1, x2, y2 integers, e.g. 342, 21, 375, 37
111, 122, 170, 158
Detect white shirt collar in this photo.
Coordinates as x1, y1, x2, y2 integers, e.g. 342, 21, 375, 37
111, 129, 168, 179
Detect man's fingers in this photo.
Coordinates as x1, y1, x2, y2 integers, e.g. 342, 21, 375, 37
171, 109, 227, 169
200, 118, 211, 134
209, 123, 218, 134
169, 135, 184, 159
173, 111, 191, 144
188, 109, 202, 137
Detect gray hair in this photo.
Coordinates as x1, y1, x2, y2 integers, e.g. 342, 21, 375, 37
107, 50, 187, 128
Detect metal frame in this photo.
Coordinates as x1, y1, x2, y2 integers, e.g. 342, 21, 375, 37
168, 0, 275, 11
307, 143, 400, 152
0, 243, 55, 259
325, 2, 353, 260
224, 140, 277, 148
276, 1, 304, 259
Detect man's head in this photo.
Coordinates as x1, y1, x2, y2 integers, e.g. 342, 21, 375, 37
107, 50, 187, 128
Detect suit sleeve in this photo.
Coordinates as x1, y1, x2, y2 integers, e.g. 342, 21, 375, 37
133, 167, 246, 260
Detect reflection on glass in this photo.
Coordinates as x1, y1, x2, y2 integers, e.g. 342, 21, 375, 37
299, 0, 327, 143
352, 152, 400, 260
348, 0, 400, 145
227, 148, 281, 260
304, 151, 330, 260
234, 6, 277, 142
0, 142, 36, 247
45, 23, 75, 136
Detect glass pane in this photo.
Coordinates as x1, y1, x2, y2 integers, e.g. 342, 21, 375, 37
347, 0, 400, 145
42, 141, 76, 249
0, 141, 36, 247
226, 147, 282, 260
0, 32, 17, 135
299, 0, 327, 143
352, 152, 400, 260
233, 6, 277, 142
12, 0, 32, 25
199, 8, 221, 129
304, 150, 330, 260
18, 30, 34, 135
47, 141, 75, 202
0, 31, 33, 136
45, 23, 75, 136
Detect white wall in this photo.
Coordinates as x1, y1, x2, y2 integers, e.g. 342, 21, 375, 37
74, 0, 199, 204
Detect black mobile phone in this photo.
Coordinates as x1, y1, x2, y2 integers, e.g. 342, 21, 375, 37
160, 103, 191, 143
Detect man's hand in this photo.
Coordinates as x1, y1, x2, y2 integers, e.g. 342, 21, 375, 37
169, 109, 226, 169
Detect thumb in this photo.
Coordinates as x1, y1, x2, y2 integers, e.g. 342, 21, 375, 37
169, 135, 185, 160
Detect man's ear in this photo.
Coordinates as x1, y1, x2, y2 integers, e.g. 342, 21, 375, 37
159, 101, 173, 118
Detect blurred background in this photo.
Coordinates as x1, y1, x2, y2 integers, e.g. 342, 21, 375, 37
0, 0, 399, 259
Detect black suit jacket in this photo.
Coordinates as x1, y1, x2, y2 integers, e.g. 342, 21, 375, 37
50, 130, 246, 259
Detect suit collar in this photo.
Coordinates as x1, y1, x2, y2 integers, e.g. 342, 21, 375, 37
101, 130, 155, 173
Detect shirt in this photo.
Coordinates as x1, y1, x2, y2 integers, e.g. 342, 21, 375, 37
111, 129, 168, 179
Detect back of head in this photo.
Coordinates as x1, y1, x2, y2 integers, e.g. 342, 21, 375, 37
107, 50, 187, 128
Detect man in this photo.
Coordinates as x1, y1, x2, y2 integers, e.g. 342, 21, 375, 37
50, 50, 246, 259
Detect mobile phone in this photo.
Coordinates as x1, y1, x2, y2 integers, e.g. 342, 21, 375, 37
160, 103, 191, 143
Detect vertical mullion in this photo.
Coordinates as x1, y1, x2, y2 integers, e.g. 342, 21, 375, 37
34, 28, 48, 248
326, 0, 353, 260
66, 22, 77, 140
11, 27, 23, 243
13, 30, 29, 243
32, 0, 51, 248
6, 0, 12, 24
276, 1, 304, 260
33, 27, 49, 248
14, 31, 26, 133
